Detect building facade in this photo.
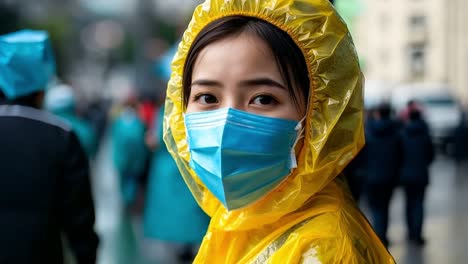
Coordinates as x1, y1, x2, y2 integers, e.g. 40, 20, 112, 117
446, 0, 468, 107
352, 0, 468, 106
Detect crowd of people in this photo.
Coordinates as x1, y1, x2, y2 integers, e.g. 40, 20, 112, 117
346, 100, 468, 249
2, 0, 468, 263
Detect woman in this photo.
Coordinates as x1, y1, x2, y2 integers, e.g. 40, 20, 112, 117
163, 0, 395, 263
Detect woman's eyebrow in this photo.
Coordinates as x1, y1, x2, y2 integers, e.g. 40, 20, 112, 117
191, 79, 222, 87
240, 78, 286, 90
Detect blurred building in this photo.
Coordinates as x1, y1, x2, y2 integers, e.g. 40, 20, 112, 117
446, 0, 468, 107
353, 0, 468, 105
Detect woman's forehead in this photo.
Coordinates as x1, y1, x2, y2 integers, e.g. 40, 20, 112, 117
192, 32, 281, 81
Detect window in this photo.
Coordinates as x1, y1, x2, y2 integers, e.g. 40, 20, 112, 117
409, 15, 426, 32
408, 44, 425, 78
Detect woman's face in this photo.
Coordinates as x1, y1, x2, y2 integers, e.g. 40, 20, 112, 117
186, 32, 305, 121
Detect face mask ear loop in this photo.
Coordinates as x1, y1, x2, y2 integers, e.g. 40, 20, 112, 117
183, 113, 190, 151
289, 116, 307, 169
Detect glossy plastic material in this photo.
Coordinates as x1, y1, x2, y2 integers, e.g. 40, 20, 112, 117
163, 0, 395, 263
0, 30, 55, 99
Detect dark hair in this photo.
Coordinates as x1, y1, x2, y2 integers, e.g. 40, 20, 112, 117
0, 90, 43, 108
409, 109, 421, 120
182, 16, 310, 110
378, 103, 392, 119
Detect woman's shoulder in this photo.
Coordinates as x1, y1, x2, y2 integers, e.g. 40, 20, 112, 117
287, 211, 395, 263
276, 189, 395, 264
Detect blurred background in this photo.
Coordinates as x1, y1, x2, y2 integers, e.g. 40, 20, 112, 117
1, 0, 467, 263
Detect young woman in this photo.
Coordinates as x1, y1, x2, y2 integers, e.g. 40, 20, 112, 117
162, 0, 395, 263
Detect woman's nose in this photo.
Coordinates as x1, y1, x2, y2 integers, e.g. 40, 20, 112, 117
221, 97, 246, 112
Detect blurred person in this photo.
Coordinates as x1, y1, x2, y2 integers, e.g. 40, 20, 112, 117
136, 90, 161, 190
399, 110, 434, 246
82, 97, 111, 146
365, 103, 403, 247
343, 108, 375, 203
143, 105, 210, 263
398, 99, 425, 125
45, 84, 98, 159
0, 30, 98, 263
453, 109, 468, 164
344, 145, 367, 203
138, 93, 157, 131
154, 43, 178, 82
161, 0, 394, 263
110, 90, 149, 208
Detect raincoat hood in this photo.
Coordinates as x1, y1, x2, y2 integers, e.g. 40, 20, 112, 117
0, 30, 56, 100
164, 0, 364, 228
163, 1, 395, 263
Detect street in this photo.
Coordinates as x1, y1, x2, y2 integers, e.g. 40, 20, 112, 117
92, 136, 468, 264
387, 156, 468, 264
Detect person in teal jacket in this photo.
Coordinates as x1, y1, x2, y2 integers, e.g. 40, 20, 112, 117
143, 105, 210, 262
110, 95, 149, 207
45, 84, 98, 159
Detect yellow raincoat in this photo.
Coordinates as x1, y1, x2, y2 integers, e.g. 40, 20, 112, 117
163, 0, 396, 263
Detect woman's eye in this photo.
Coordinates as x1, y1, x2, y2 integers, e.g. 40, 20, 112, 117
251, 95, 277, 105
196, 94, 218, 104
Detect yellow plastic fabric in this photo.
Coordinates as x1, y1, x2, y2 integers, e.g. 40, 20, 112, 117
163, 0, 396, 263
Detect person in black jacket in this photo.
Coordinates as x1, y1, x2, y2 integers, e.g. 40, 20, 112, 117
453, 110, 468, 165
364, 103, 403, 247
344, 142, 367, 203
400, 110, 434, 246
0, 30, 98, 264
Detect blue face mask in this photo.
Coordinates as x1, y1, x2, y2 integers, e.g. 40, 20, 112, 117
184, 108, 302, 210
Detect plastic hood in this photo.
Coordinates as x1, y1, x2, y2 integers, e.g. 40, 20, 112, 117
163, 0, 364, 230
